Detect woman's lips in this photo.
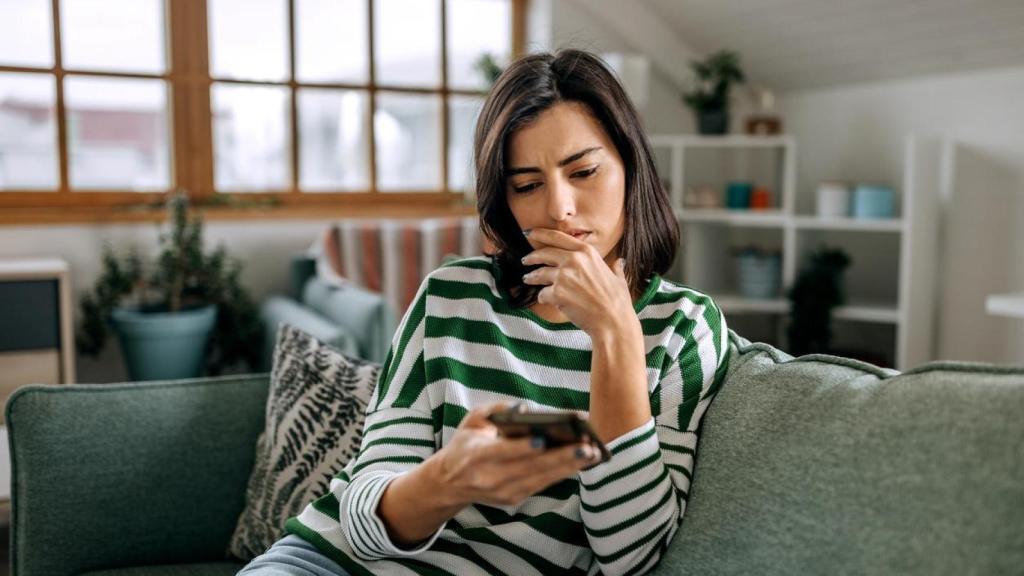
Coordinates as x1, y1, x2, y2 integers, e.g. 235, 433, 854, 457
571, 231, 591, 239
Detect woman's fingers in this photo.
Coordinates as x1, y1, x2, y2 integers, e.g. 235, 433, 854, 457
522, 265, 557, 285
488, 435, 547, 461
523, 228, 587, 252
499, 442, 599, 483
521, 247, 574, 270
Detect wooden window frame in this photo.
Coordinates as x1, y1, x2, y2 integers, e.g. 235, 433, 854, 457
0, 0, 527, 223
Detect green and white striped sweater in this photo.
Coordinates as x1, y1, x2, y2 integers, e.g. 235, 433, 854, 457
285, 255, 729, 576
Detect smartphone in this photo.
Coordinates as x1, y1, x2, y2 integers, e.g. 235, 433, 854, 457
487, 410, 611, 463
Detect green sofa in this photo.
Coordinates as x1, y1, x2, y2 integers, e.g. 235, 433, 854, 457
6, 333, 1023, 575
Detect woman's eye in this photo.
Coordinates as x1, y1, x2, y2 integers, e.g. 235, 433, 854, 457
572, 166, 598, 179
513, 182, 540, 194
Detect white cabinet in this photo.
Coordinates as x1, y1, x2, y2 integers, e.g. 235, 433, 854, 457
650, 134, 941, 370
0, 257, 75, 503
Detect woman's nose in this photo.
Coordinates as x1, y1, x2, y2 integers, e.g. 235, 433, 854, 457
546, 177, 576, 220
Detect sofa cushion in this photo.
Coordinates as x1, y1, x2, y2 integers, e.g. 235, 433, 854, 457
78, 562, 245, 576
6, 374, 271, 576
651, 331, 1024, 575
229, 324, 381, 561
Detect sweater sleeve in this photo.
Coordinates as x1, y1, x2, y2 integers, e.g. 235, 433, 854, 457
332, 278, 446, 561
576, 295, 729, 576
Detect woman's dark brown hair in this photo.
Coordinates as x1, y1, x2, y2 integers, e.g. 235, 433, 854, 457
474, 48, 679, 309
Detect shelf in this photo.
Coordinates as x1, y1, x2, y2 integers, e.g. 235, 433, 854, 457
675, 208, 787, 227
986, 292, 1024, 319
650, 134, 795, 149
714, 295, 788, 314
833, 303, 901, 324
714, 293, 901, 324
793, 216, 904, 233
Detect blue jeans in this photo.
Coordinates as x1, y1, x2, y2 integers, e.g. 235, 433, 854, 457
237, 534, 351, 576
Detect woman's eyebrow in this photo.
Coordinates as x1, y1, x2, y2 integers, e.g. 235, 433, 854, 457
505, 146, 602, 177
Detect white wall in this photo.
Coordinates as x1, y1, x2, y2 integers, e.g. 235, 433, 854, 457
543, 0, 694, 134
778, 65, 1024, 364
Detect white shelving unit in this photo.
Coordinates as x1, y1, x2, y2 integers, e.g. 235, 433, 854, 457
650, 133, 941, 369
986, 292, 1024, 319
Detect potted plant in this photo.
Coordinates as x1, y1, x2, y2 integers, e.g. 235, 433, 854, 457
77, 192, 262, 380
681, 50, 746, 135
786, 246, 852, 356
474, 53, 504, 88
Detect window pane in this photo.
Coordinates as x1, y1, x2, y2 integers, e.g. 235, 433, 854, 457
298, 88, 370, 191
0, 0, 53, 68
61, 0, 166, 73
448, 95, 482, 191
447, 0, 510, 90
374, 0, 440, 88
65, 76, 169, 190
0, 73, 58, 190
296, 0, 368, 84
209, 0, 289, 82
375, 92, 441, 191
212, 83, 290, 191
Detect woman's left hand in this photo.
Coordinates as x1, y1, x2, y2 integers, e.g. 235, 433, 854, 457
521, 228, 634, 337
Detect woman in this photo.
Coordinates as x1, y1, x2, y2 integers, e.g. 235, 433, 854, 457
239, 48, 729, 576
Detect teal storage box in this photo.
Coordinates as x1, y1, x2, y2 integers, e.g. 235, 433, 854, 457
852, 184, 896, 218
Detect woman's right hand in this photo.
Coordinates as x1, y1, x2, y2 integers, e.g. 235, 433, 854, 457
431, 403, 601, 508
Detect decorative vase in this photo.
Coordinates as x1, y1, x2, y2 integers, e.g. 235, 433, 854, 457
851, 184, 896, 219
725, 181, 753, 210
697, 109, 729, 135
816, 181, 850, 218
750, 186, 773, 210
685, 183, 720, 209
111, 304, 218, 381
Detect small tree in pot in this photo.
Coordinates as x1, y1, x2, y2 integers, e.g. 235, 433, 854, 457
786, 246, 851, 356
682, 50, 746, 135
77, 192, 262, 380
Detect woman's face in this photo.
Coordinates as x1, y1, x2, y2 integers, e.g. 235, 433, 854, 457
504, 101, 626, 264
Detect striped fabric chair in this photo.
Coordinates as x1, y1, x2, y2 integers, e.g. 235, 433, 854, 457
314, 216, 495, 317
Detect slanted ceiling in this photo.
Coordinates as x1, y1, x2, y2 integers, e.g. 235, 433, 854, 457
641, 0, 1024, 91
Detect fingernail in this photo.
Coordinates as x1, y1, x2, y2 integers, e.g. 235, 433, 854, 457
522, 228, 532, 238
531, 436, 546, 450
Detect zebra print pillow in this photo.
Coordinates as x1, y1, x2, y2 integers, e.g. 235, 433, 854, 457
228, 323, 381, 561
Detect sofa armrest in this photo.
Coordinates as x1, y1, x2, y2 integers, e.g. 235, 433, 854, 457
260, 296, 361, 371
5, 374, 271, 576
301, 277, 396, 363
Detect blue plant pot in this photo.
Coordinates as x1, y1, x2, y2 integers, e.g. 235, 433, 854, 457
111, 304, 218, 381
697, 109, 729, 135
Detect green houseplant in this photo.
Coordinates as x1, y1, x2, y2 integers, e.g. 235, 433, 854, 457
786, 246, 852, 356
474, 53, 505, 88
681, 50, 746, 135
77, 192, 262, 380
